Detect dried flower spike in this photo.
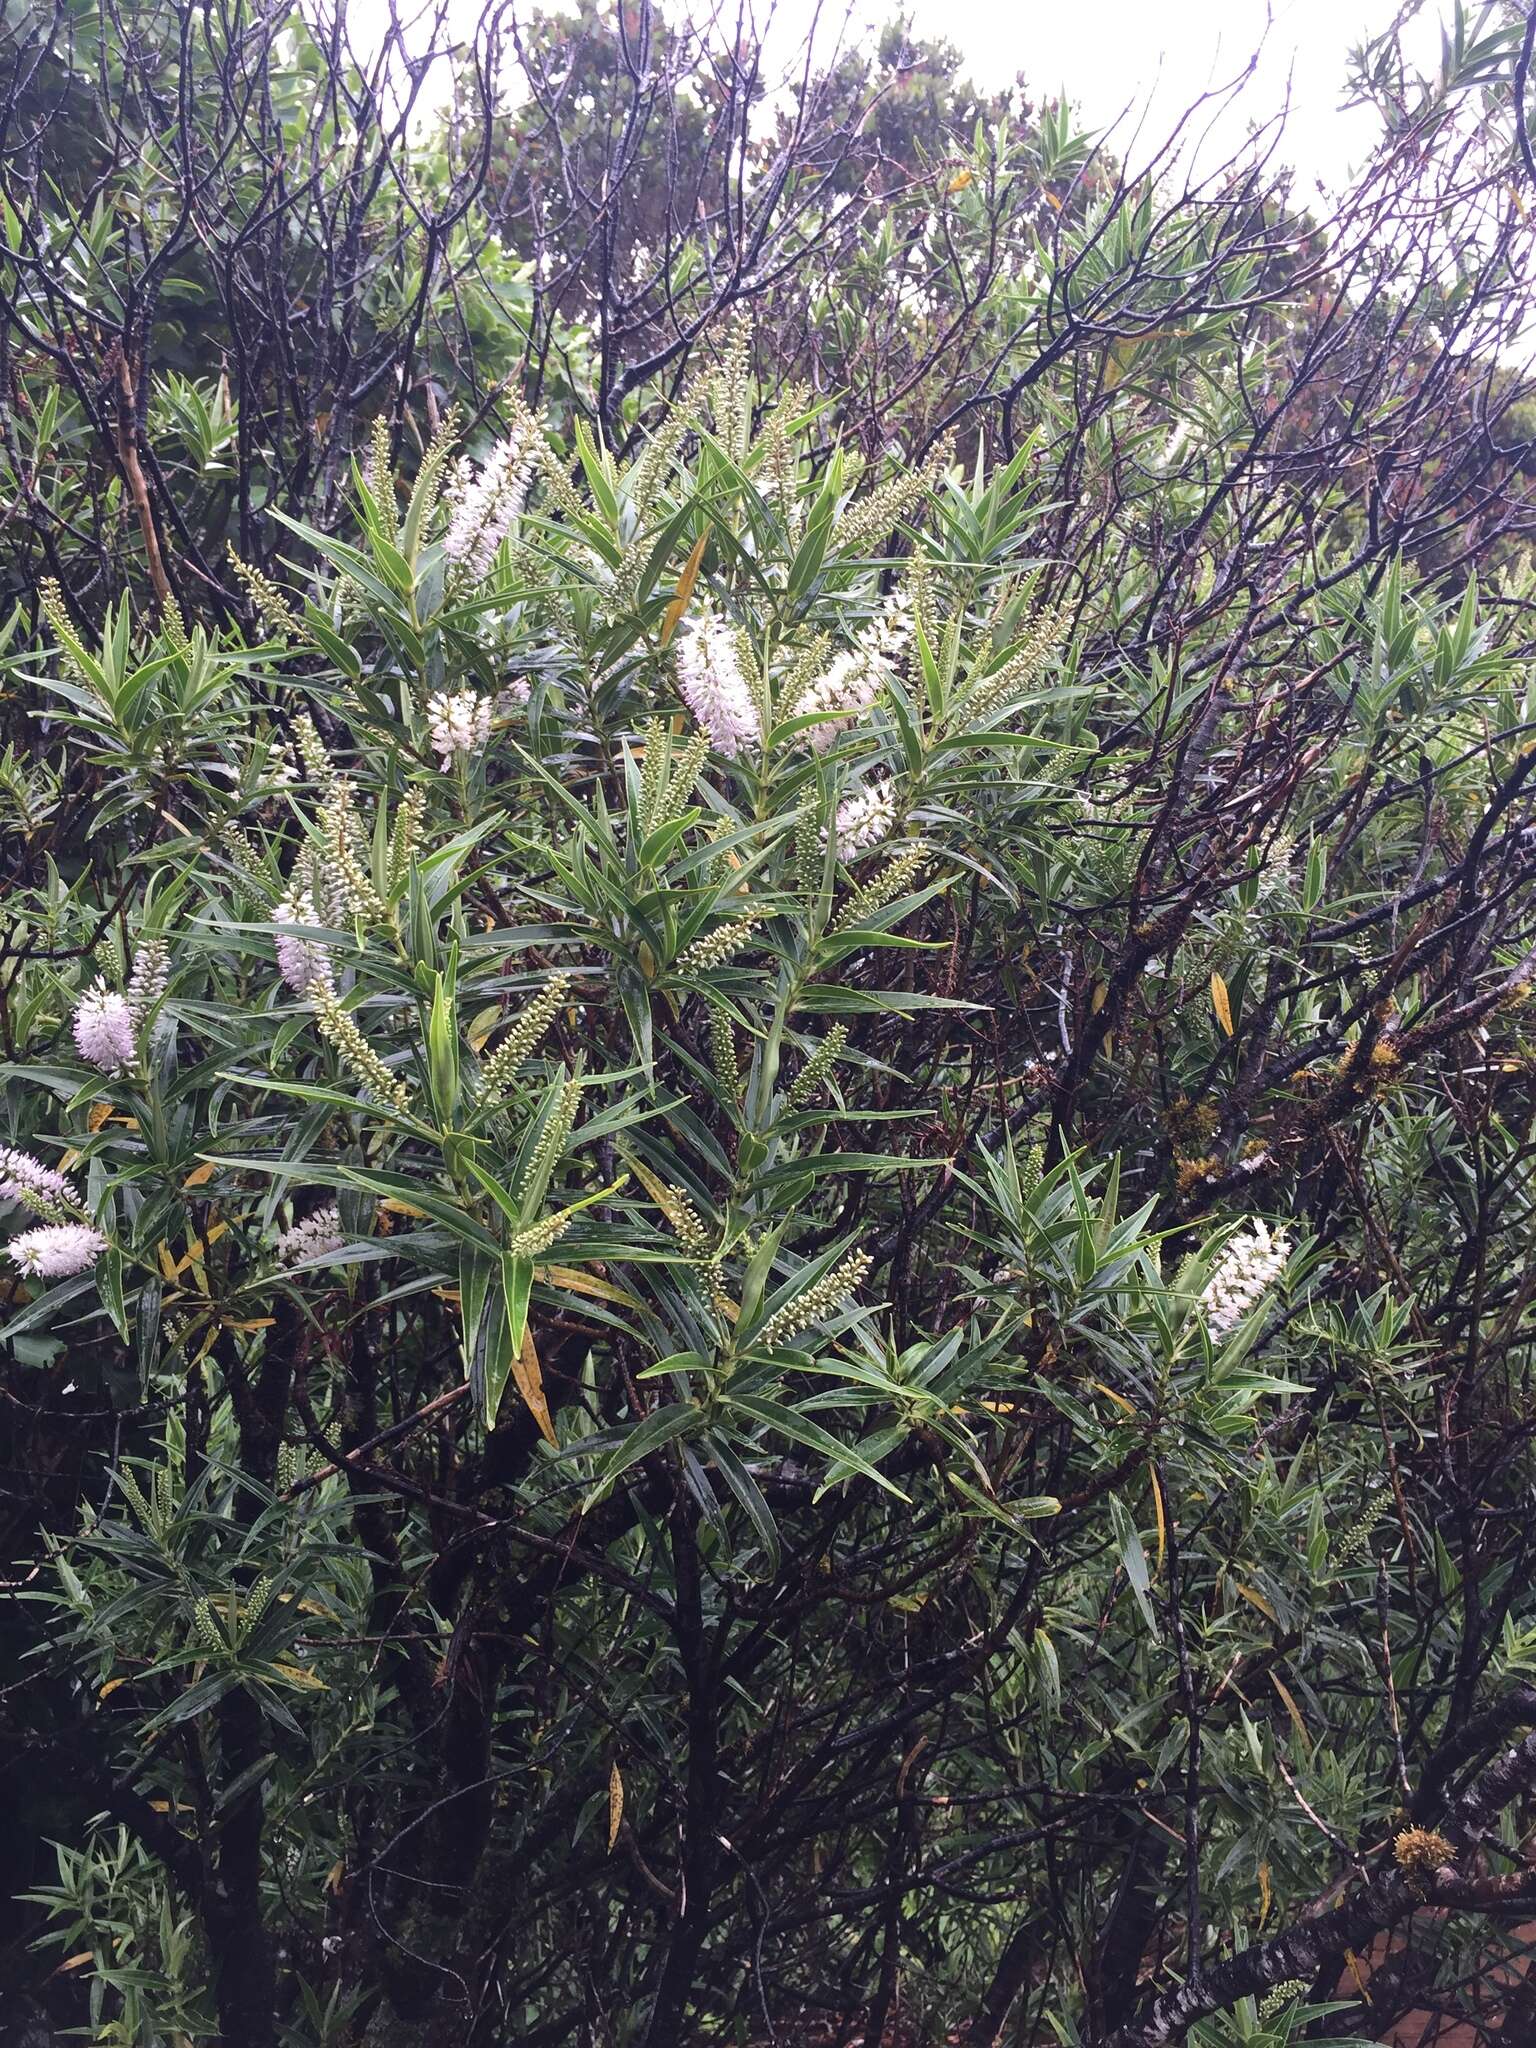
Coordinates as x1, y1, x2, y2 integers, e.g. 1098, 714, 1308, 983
1393, 1827, 1453, 1884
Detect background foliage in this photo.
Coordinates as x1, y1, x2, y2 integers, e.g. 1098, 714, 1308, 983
5, 3, 1536, 2045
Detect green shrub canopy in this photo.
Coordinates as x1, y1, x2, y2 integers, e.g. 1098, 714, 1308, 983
5, 5, 1536, 2047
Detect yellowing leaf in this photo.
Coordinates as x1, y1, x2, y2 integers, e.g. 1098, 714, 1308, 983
1270, 1672, 1310, 1750
181, 1161, 217, 1189
1104, 337, 1136, 391
1235, 1582, 1278, 1622
1104, 326, 1186, 390
326, 1860, 345, 1895
382, 1196, 429, 1219
1258, 1859, 1272, 1927
1089, 980, 1107, 1015
88, 1102, 114, 1133
626, 1154, 683, 1218
1211, 971, 1234, 1037
660, 530, 709, 647
1086, 1378, 1136, 1416
607, 1762, 624, 1852
177, 1228, 224, 1294
270, 1662, 328, 1691
98, 1676, 130, 1699
538, 1265, 646, 1312
466, 1005, 501, 1053
511, 1327, 558, 1448
157, 1242, 178, 1283
1149, 1468, 1166, 1576
896, 1733, 929, 1795
946, 167, 973, 192
55, 1952, 96, 1974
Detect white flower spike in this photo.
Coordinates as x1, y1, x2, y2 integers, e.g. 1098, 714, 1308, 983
274, 889, 334, 997
676, 611, 761, 757
831, 776, 897, 858
1200, 1218, 1290, 1335
426, 689, 494, 767
7, 1223, 108, 1279
276, 1205, 346, 1267
0, 1147, 79, 1214
444, 426, 539, 581
72, 981, 136, 1074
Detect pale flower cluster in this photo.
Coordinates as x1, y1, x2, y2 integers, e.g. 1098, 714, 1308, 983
7, 1222, 107, 1279
276, 1205, 345, 1267
1200, 1219, 1290, 1335
831, 775, 897, 858
0, 1146, 78, 1215
273, 888, 333, 997
676, 611, 761, 756
443, 425, 539, 581
72, 981, 136, 1074
426, 689, 494, 766
796, 595, 913, 752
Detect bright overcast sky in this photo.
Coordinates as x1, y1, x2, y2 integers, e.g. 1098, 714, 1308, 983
835, 0, 1440, 192
348, 0, 1443, 194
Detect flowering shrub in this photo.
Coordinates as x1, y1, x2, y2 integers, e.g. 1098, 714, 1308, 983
5, 355, 1536, 2048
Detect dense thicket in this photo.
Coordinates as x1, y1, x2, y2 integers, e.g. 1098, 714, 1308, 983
5, 4, 1536, 2046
